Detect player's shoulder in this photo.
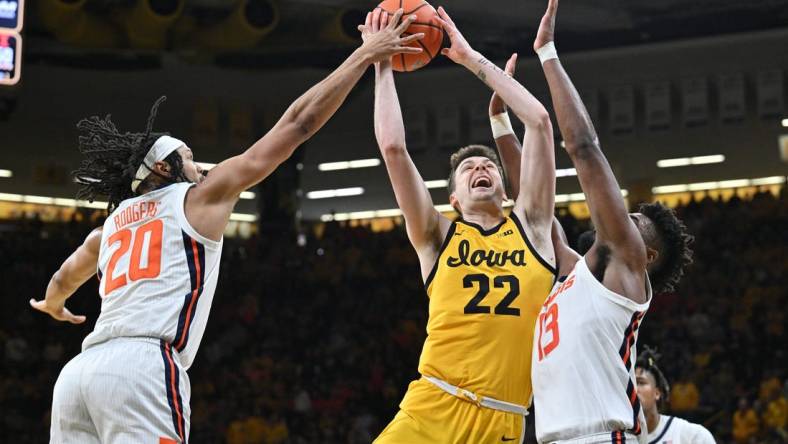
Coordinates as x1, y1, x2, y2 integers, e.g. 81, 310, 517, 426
672, 416, 716, 443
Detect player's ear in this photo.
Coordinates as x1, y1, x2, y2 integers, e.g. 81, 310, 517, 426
646, 246, 659, 266
153, 160, 170, 176
449, 192, 460, 213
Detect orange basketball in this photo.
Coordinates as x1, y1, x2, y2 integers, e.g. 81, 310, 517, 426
376, 0, 444, 72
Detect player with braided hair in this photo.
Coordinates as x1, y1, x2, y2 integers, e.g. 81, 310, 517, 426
28, 14, 424, 442
636, 347, 716, 443
71, 96, 194, 213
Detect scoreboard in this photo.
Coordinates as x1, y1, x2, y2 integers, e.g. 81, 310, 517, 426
0, 0, 22, 86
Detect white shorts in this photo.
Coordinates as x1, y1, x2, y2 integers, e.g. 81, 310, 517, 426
50, 337, 190, 444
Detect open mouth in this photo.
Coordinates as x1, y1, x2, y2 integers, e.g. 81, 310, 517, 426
471, 176, 492, 189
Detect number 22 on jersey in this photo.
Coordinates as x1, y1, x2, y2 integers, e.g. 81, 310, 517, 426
537, 275, 575, 360
104, 219, 163, 295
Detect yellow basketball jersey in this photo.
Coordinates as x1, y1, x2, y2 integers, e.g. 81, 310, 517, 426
414, 213, 556, 407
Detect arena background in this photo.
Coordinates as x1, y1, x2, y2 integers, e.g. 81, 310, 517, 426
1, 0, 786, 442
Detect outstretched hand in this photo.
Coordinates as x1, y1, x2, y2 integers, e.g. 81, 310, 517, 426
358, 8, 424, 64
534, 0, 558, 52
29, 298, 86, 324
489, 53, 518, 115
434, 6, 474, 65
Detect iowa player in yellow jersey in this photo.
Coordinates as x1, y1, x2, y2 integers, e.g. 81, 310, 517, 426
366, 7, 557, 443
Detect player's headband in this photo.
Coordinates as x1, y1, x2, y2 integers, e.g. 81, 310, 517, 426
131, 135, 185, 192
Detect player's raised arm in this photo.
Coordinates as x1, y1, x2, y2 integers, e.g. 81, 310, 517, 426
187, 10, 424, 239
437, 6, 555, 248
489, 53, 523, 200
371, 10, 447, 253
535, 0, 646, 268
29, 228, 102, 324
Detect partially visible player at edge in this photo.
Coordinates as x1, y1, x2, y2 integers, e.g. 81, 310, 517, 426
526, 0, 694, 443
636, 347, 716, 443
370, 6, 558, 443
29, 12, 423, 443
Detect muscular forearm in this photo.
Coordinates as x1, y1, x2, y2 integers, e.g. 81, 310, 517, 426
541, 58, 599, 153
374, 62, 406, 150
462, 51, 549, 128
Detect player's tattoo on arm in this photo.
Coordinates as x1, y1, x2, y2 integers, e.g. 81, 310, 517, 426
475, 56, 490, 82
475, 56, 513, 85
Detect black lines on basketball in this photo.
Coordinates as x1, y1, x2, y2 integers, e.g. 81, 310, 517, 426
400, 53, 407, 72
415, 39, 431, 58
404, 2, 429, 15
402, 31, 433, 59
410, 22, 442, 30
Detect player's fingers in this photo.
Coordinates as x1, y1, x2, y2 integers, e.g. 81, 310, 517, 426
365, 11, 372, 29
381, 10, 389, 29
437, 6, 455, 26
399, 33, 425, 44
372, 8, 381, 32
66, 313, 87, 324
394, 14, 416, 35
29, 298, 47, 312
433, 16, 453, 35
548, 0, 558, 13
358, 24, 367, 34
388, 8, 404, 30
60, 307, 85, 324
505, 53, 518, 75
396, 46, 423, 54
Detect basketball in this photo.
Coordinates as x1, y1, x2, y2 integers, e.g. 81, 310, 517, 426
376, 0, 443, 72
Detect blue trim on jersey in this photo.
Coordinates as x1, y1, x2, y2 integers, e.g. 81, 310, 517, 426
611, 430, 626, 443
160, 340, 186, 443
619, 312, 641, 369
174, 231, 206, 352
648, 416, 675, 444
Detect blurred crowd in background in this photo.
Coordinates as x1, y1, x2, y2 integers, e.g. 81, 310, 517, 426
1, 189, 786, 443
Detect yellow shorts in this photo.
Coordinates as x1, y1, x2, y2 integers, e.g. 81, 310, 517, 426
374, 378, 526, 444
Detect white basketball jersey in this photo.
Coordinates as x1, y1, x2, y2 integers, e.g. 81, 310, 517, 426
83, 183, 223, 369
532, 257, 651, 443
646, 415, 716, 444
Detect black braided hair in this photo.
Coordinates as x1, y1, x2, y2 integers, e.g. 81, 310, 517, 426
72, 96, 184, 213
636, 345, 671, 408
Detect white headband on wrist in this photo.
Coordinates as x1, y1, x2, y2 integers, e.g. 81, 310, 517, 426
536, 41, 558, 65
130, 135, 185, 192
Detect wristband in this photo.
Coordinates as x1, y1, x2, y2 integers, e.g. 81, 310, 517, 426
490, 112, 514, 139
536, 41, 558, 65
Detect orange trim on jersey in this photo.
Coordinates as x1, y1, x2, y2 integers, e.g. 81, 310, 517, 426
620, 314, 643, 366
164, 344, 185, 441
175, 238, 202, 350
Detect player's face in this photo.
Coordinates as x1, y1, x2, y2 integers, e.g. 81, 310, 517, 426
177, 147, 206, 185
450, 156, 505, 211
635, 367, 660, 413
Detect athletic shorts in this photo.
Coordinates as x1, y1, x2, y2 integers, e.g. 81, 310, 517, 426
374, 377, 526, 444
50, 337, 190, 444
